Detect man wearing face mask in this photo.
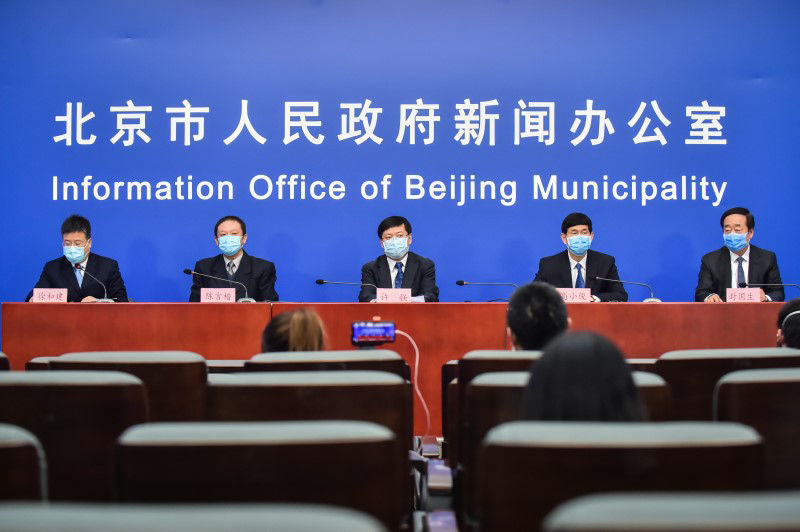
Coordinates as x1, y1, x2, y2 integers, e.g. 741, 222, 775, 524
26, 214, 128, 302
533, 212, 627, 302
189, 215, 278, 302
695, 206, 783, 302
358, 215, 439, 302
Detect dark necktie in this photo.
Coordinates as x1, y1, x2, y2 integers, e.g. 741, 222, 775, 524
394, 262, 404, 289
575, 263, 585, 289
227, 261, 236, 279
736, 256, 745, 287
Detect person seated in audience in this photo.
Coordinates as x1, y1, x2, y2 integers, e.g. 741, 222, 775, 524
506, 282, 570, 350
521, 331, 644, 421
26, 214, 128, 302
777, 298, 800, 348
359, 215, 439, 302
533, 212, 628, 302
189, 215, 278, 302
696, 206, 783, 302
261, 308, 326, 352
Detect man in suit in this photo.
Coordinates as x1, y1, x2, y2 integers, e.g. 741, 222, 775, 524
695, 206, 783, 302
533, 212, 627, 302
189, 215, 278, 302
359, 215, 439, 302
27, 214, 128, 302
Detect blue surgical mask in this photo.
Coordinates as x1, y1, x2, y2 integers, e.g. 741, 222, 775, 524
383, 237, 409, 260
724, 232, 748, 252
63, 245, 86, 264
566, 235, 591, 256
218, 235, 243, 256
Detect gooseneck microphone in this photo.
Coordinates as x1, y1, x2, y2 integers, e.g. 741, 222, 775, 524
183, 268, 256, 303
315, 279, 379, 290
739, 282, 800, 290
74, 264, 115, 302
455, 280, 520, 288
592, 276, 661, 303
455, 280, 519, 302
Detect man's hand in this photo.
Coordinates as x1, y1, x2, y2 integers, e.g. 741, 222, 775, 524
704, 294, 723, 303
759, 288, 768, 302
81, 296, 98, 303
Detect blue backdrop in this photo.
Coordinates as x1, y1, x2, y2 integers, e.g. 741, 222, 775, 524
1, 0, 798, 305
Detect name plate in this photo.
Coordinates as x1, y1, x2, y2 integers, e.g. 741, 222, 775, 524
31, 288, 68, 303
726, 287, 760, 302
556, 288, 593, 303
376, 288, 413, 303
200, 288, 236, 303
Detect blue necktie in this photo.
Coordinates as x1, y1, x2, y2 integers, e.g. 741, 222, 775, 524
394, 262, 404, 289
736, 256, 745, 287
74, 266, 83, 287
575, 263, 585, 288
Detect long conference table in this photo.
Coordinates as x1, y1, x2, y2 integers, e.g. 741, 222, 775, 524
1, 301, 782, 435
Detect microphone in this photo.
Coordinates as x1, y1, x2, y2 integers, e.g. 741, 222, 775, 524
739, 282, 800, 290
183, 269, 256, 303
455, 280, 519, 302
74, 264, 114, 302
315, 279, 378, 290
455, 280, 519, 288
592, 276, 661, 303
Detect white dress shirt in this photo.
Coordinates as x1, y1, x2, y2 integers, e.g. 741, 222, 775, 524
386, 254, 409, 287
224, 253, 244, 276
729, 247, 751, 289
568, 253, 588, 288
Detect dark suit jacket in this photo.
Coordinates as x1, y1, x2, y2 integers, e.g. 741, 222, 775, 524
533, 250, 628, 302
359, 251, 439, 302
189, 251, 278, 302
26, 253, 128, 302
694, 245, 783, 302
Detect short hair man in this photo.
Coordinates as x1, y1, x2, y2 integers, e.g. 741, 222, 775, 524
776, 298, 800, 348
358, 215, 439, 302
189, 215, 278, 302
695, 207, 783, 302
506, 282, 570, 350
26, 214, 128, 302
533, 212, 628, 302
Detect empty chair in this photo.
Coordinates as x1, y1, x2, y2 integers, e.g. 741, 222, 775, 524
627, 358, 657, 372
0, 423, 47, 500
715, 368, 800, 488
0, 371, 147, 501
0, 502, 386, 531
0, 352, 8, 371
205, 360, 247, 373
633, 371, 671, 421
655, 347, 800, 420
25, 357, 58, 371
117, 420, 407, 530
440, 360, 458, 450
246, 350, 410, 379
478, 421, 763, 531
543, 491, 800, 531
51, 351, 207, 421
206, 371, 413, 450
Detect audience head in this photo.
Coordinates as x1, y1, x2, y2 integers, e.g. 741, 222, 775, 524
506, 282, 569, 350
521, 331, 644, 421
261, 309, 326, 352
777, 298, 800, 348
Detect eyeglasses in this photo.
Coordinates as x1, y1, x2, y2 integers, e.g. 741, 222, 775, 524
382, 234, 409, 241
63, 240, 86, 247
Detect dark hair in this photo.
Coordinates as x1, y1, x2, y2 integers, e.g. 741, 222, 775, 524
61, 214, 91, 239
521, 331, 644, 421
561, 212, 592, 234
377, 216, 411, 239
506, 282, 569, 350
777, 298, 800, 348
720, 207, 754, 231
261, 308, 326, 352
214, 215, 246, 237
